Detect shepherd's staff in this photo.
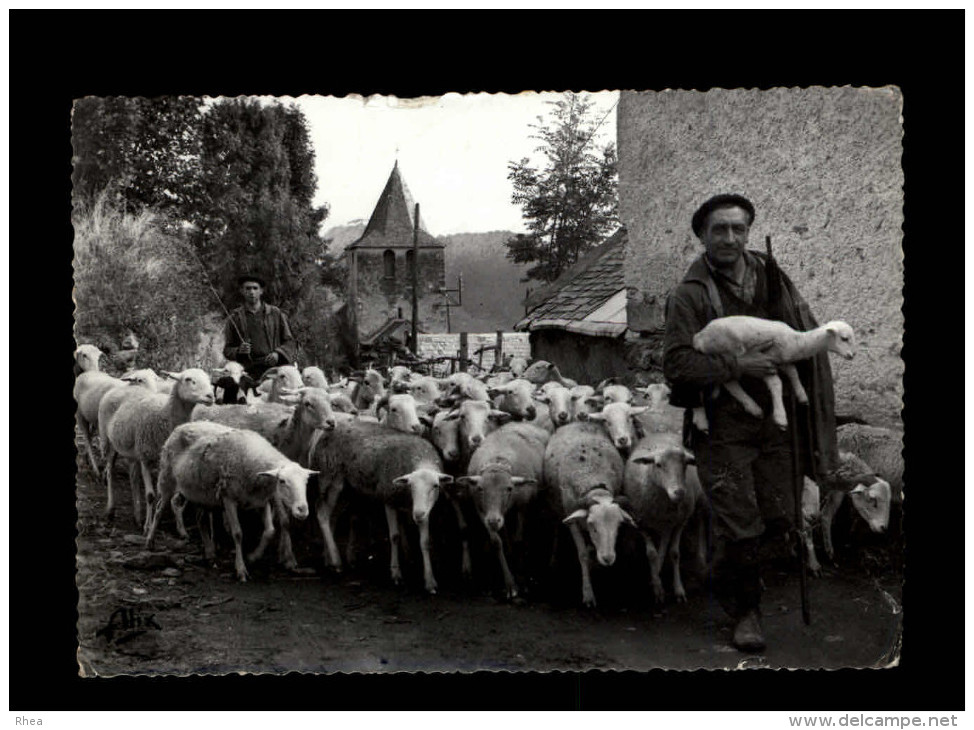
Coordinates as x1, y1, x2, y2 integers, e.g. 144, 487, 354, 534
183, 241, 249, 352
764, 234, 811, 625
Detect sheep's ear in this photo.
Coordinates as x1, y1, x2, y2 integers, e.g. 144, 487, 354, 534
534, 392, 550, 403
306, 469, 321, 476
444, 411, 461, 422
262, 367, 280, 379
620, 509, 638, 528
510, 477, 538, 488
419, 415, 433, 428
629, 406, 649, 416
584, 411, 606, 423
163, 371, 181, 381
683, 448, 696, 465
256, 468, 281, 480
563, 509, 588, 525
438, 473, 454, 486
632, 454, 657, 466
489, 410, 513, 424
456, 476, 479, 488
392, 476, 411, 490
278, 393, 300, 404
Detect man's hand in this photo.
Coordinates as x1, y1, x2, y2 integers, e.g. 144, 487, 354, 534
238, 341, 252, 357
737, 340, 780, 378
263, 352, 279, 366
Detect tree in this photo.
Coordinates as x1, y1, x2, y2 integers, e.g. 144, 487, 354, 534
188, 98, 329, 315
71, 96, 204, 217
505, 92, 619, 283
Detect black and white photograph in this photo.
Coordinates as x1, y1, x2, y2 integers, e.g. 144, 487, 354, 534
70, 86, 906, 677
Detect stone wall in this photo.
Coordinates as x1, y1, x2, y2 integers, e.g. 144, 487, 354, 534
618, 87, 904, 428
352, 247, 447, 337
417, 332, 531, 371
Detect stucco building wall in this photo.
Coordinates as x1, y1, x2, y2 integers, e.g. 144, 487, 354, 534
618, 87, 903, 428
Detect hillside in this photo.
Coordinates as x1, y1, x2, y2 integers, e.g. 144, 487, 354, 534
322, 224, 532, 333
440, 230, 532, 332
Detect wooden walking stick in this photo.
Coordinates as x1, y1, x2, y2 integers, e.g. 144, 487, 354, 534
764, 234, 811, 625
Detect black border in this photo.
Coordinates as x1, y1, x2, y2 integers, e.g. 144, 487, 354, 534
14, 9, 962, 711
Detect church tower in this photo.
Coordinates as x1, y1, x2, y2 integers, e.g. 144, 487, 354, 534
345, 162, 447, 346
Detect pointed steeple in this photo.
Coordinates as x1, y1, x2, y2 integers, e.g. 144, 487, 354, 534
347, 162, 442, 250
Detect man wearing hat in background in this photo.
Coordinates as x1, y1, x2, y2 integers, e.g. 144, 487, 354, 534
223, 274, 297, 381
663, 194, 837, 652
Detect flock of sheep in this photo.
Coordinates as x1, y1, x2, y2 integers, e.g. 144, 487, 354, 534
74, 314, 904, 610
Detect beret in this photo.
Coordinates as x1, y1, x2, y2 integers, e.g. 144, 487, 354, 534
691, 194, 756, 237
237, 274, 267, 288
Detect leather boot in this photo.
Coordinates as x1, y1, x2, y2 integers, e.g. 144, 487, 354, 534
732, 609, 766, 652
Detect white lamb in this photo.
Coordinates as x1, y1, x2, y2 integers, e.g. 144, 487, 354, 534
145, 422, 318, 582
74, 345, 123, 474
692, 316, 855, 430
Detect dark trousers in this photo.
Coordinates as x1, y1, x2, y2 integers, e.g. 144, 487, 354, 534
693, 396, 796, 618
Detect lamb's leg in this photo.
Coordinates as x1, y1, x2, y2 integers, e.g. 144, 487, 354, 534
448, 496, 473, 578
129, 462, 143, 528
199, 509, 217, 564
803, 519, 822, 577
223, 498, 249, 582
644, 529, 666, 604
692, 407, 710, 434
780, 363, 808, 404
104, 449, 118, 520
668, 523, 687, 603
172, 493, 190, 539
275, 497, 298, 571
77, 412, 100, 475
724, 380, 764, 418
139, 460, 156, 535
384, 505, 403, 587
820, 490, 846, 563
247, 502, 276, 564
315, 479, 344, 572
144, 489, 167, 551
763, 373, 788, 429
567, 522, 597, 608
488, 526, 518, 600
417, 517, 438, 595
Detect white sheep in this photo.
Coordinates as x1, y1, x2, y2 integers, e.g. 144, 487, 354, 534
622, 432, 701, 604
633, 383, 685, 435
692, 316, 856, 430
74, 344, 126, 475
96, 369, 165, 514
104, 368, 215, 530
145, 422, 318, 582
836, 423, 903, 494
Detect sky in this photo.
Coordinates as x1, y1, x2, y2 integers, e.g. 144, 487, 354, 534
292, 91, 619, 237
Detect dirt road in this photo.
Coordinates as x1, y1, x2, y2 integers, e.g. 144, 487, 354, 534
75, 453, 902, 676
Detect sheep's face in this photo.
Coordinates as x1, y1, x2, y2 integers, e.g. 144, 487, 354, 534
458, 468, 537, 533
121, 369, 160, 391
638, 384, 672, 412
584, 402, 648, 452
630, 444, 696, 503
431, 410, 461, 463
826, 322, 856, 360
848, 478, 891, 534
536, 385, 571, 426
168, 369, 215, 406
383, 394, 424, 435
263, 463, 317, 519
298, 389, 337, 431
392, 469, 453, 525
569, 386, 598, 419
301, 366, 328, 389
491, 379, 536, 420
601, 385, 633, 405
75, 345, 103, 372
456, 399, 510, 450
564, 495, 636, 567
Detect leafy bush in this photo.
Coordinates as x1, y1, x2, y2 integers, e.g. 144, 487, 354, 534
73, 194, 216, 373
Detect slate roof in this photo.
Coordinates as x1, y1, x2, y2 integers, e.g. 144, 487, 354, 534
515, 228, 627, 336
347, 162, 443, 250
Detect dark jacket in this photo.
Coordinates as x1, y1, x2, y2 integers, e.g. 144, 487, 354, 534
223, 303, 297, 367
663, 251, 838, 479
